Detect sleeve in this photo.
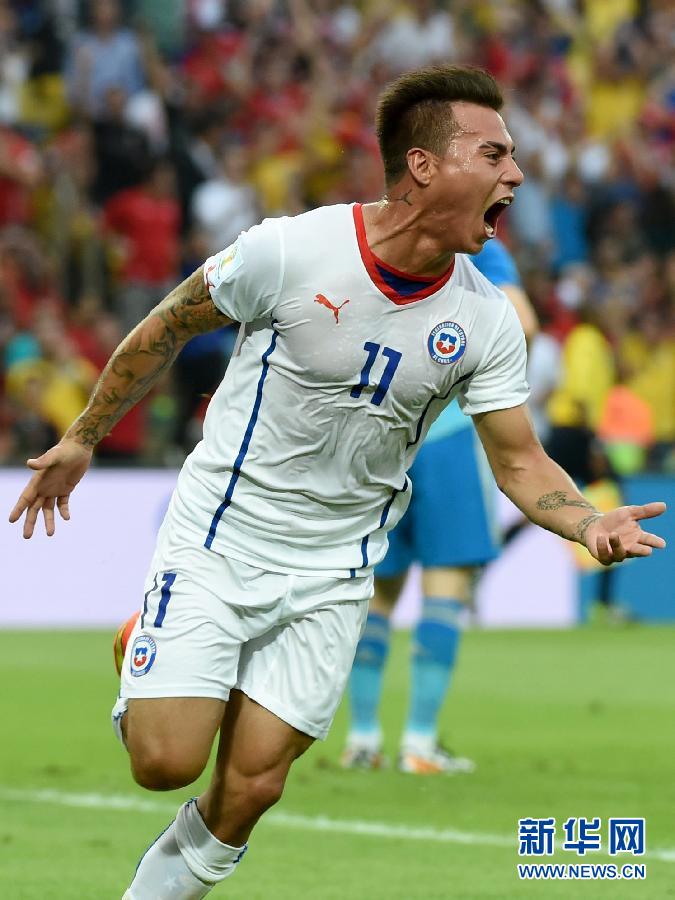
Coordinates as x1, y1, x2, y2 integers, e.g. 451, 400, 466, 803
203, 218, 283, 323
457, 299, 530, 416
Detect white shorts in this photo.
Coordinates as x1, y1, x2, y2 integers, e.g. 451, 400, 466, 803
117, 534, 372, 740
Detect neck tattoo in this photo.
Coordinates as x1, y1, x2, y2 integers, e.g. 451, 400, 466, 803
382, 189, 413, 207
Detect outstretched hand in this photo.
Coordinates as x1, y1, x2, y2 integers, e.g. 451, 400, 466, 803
8, 439, 93, 539
585, 502, 667, 566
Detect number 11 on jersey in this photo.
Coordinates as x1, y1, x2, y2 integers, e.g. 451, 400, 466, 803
351, 342, 402, 406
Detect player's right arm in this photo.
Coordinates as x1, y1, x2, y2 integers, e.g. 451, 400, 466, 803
9, 266, 233, 539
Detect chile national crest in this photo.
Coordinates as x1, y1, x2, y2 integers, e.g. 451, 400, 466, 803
130, 634, 157, 677
427, 321, 467, 365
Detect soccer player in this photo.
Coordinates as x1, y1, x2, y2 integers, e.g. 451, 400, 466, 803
10, 66, 666, 899
342, 238, 538, 775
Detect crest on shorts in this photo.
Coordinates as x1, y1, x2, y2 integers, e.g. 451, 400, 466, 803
427, 321, 467, 365
130, 634, 157, 677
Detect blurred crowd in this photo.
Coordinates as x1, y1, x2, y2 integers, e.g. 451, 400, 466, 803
0, 0, 673, 472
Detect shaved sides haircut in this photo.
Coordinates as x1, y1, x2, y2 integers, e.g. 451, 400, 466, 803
375, 65, 504, 185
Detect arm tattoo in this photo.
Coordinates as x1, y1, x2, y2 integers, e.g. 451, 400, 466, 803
154, 267, 231, 339
571, 513, 603, 544
67, 267, 231, 447
536, 490, 596, 512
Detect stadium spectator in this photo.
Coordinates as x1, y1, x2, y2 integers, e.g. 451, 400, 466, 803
0, 123, 43, 227
191, 143, 259, 255
65, 0, 145, 119
548, 305, 616, 432
103, 157, 181, 332
72, 304, 150, 464
621, 309, 675, 470
92, 86, 152, 204
172, 112, 228, 227
526, 308, 562, 445
507, 152, 555, 262
42, 123, 106, 306
5, 310, 97, 438
550, 171, 589, 271
369, 0, 456, 73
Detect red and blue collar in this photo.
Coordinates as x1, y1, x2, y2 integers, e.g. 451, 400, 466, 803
353, 203, 454, 305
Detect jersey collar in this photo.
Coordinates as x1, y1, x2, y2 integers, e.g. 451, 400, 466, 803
352, 203, 455, 305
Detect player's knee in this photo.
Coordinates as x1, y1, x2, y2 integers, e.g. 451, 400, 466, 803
129, 740, 207, 791
131, 755, 205, 792
230, 769, 286, 818
250, 772, 285, 813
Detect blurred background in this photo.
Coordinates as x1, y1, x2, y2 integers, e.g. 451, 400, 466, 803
0, 0, 673, 625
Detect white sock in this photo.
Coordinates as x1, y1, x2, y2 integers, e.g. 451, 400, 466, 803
346, 728, 382, 752
125, 800, 247, 899
401, 732, 436, 755
175, 798, 248, 882
125, 817, 212, 899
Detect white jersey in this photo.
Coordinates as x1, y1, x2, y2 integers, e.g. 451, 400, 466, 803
168, 203, 528, 577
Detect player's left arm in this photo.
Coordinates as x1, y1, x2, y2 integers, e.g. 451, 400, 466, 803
473, 404, 667, 565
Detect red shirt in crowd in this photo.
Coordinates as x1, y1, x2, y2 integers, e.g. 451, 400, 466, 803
0, 127, 42, 227
104, 186, 181, 284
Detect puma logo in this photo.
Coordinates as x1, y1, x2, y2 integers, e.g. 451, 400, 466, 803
315, 293, 350, 324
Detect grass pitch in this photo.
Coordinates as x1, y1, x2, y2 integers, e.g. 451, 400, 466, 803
1, 626, 674, 899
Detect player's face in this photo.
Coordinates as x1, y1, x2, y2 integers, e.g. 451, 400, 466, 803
427, 103, 523, 254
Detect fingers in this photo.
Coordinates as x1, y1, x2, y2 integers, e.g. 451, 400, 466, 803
632, 501, 667, 520
595, 534, 613, 567
596, 529, 665, 565
23, 500, 42, 540
10, 493, 71, 537
42, 497, 56, 537
637, 531, 666, 550
9, 496, 31, 524
596, 533, 627, 566
8, 482, 39, 523
626, 544, 652, 558
57, 495, 70, 521
26, 455, 50, 471
26, 446, 62, 471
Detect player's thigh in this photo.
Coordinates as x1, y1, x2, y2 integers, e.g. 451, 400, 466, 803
217, 689, 314, 773
119, 546, 282, 781
412, 428, 500, 569
126, 696, 226, 780
236, 593, 370, 742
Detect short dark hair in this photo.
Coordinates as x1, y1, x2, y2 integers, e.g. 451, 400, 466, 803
375, 65, 503, 185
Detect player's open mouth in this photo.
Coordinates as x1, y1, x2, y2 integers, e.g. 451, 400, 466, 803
483, 197, 512, 237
